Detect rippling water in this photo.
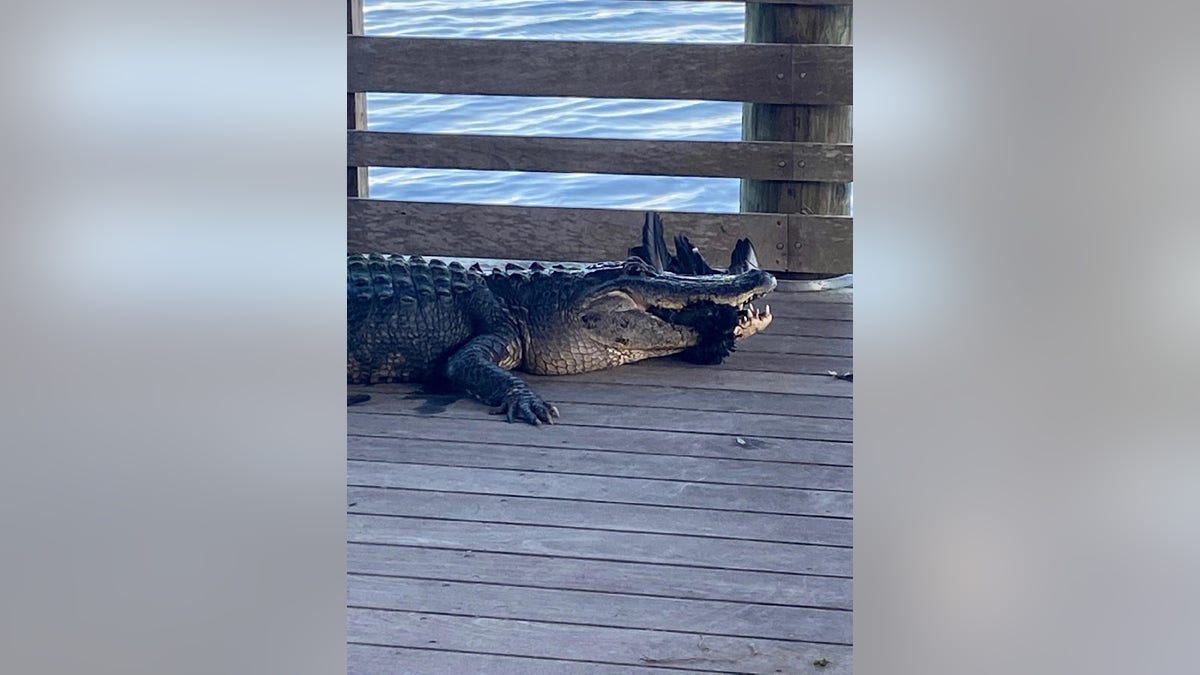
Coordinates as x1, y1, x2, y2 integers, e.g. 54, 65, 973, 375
364, 0, 746, 212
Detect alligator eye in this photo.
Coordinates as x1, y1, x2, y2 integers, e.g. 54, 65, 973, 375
623, 259, 655, 276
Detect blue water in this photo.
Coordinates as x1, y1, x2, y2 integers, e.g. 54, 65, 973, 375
364, 1, 746, 212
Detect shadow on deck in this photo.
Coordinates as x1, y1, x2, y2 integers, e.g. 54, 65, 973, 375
347, 283, 853, 674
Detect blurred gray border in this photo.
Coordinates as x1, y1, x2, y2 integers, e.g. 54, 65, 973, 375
2, 1, 1197, 674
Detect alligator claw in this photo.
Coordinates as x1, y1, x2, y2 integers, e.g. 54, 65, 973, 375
492, 388, 560, 426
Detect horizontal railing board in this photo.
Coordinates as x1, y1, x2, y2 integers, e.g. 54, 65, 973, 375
349, 131, 852, 182
347, 544, 852, 609
348, 36, 852, 105
791, 214, 853, 272
348, 199, 791, 269
349, 609, 855, 674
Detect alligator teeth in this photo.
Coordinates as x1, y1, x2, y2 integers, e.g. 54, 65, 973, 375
735, 301, 773, 340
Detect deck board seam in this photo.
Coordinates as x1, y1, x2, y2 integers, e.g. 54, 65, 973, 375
346, 642, 761, 674
348, 541, 854, 579
348, 571, 851, 611
349, 432, 854, 466
348, 606, 854, 646
349, 410, 853, 442
352, 396, 854, 421
348, 510, 851, 548
348, 459, 852, 492
347, 486, 854, 519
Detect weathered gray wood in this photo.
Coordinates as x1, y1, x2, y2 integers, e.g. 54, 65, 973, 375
349, 412, 852, 465
349, 644, 678, 675
742, 4, 853, 274
349, 575, 851, 644
790, 214, 854, 273
743, 316, 853, 338
348, 130, 852, 182
349, 37, 852, 105
733, 334, 852, 357
349, 515, 851, 576
347, 199, 791, 270
347, 433, 852, 487
351, 380, 852, 419
348, 486, 851, 546
770, 286, 854, 303
350, 609, 854, 673
351, 395, 851, 441
362, 648, 715, 675
347, 462, 852, 517
346, 0, 368, 198
561, 360, 852, 398
348, 543, 853, 609
717, 350, 852, 376
788, 219, 854, 274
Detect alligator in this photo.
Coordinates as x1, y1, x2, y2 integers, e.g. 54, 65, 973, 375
347, 212, 777, 425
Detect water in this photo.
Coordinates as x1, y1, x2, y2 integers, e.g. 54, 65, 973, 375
363, 0, 746, 212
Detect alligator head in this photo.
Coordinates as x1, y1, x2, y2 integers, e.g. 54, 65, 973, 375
491, 221, 776, 376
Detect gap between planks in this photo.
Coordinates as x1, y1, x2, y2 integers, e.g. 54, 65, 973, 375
347, 462, 853, 518
347, 439, 854, 488
348, 494, 854, 547
349, 611, 854, 675
348, 457, 851, 493
347, 543, 852, 609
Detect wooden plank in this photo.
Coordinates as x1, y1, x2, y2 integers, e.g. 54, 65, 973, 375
347, 462, 852, 517
349, 37, 852, 105
349, 515, 851, 576
771, 285, 854, 303
348, 486, 852, 546
350, 609, 854, 673
363, 647, 734, 675
561, 360, 852, 397
348, 131, 852, 182
732, 334, 851, 356
742, 3, 854, 275
351, 381, 852, 419
348, 433, 852, 487
743, 316, 852, 338
350, 395, 851, 441
349, 575, 851, 643
790, 214, 854, 273
720, 350, 851, 376
346, 0, 368, 198
348, 543, 853, 609
347, 199, 790, 270
349, 644, 677, 675
348, 412, 852, 466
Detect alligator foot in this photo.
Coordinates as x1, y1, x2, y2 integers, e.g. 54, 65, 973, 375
734, 303, 772, 340
491, 387, 560, 426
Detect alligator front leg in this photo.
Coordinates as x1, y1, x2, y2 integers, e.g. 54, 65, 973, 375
445, 334, 559, 426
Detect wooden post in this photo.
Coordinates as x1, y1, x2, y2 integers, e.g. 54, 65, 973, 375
347, 0, 369, 198
741, 4, 851, 269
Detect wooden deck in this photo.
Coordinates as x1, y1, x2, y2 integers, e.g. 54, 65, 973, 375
347, 283, 852, 674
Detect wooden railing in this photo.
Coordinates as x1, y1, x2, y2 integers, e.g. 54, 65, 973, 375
347, 1, 852, 273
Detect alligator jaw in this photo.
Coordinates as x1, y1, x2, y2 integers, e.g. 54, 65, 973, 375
735, 301, 772, 339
